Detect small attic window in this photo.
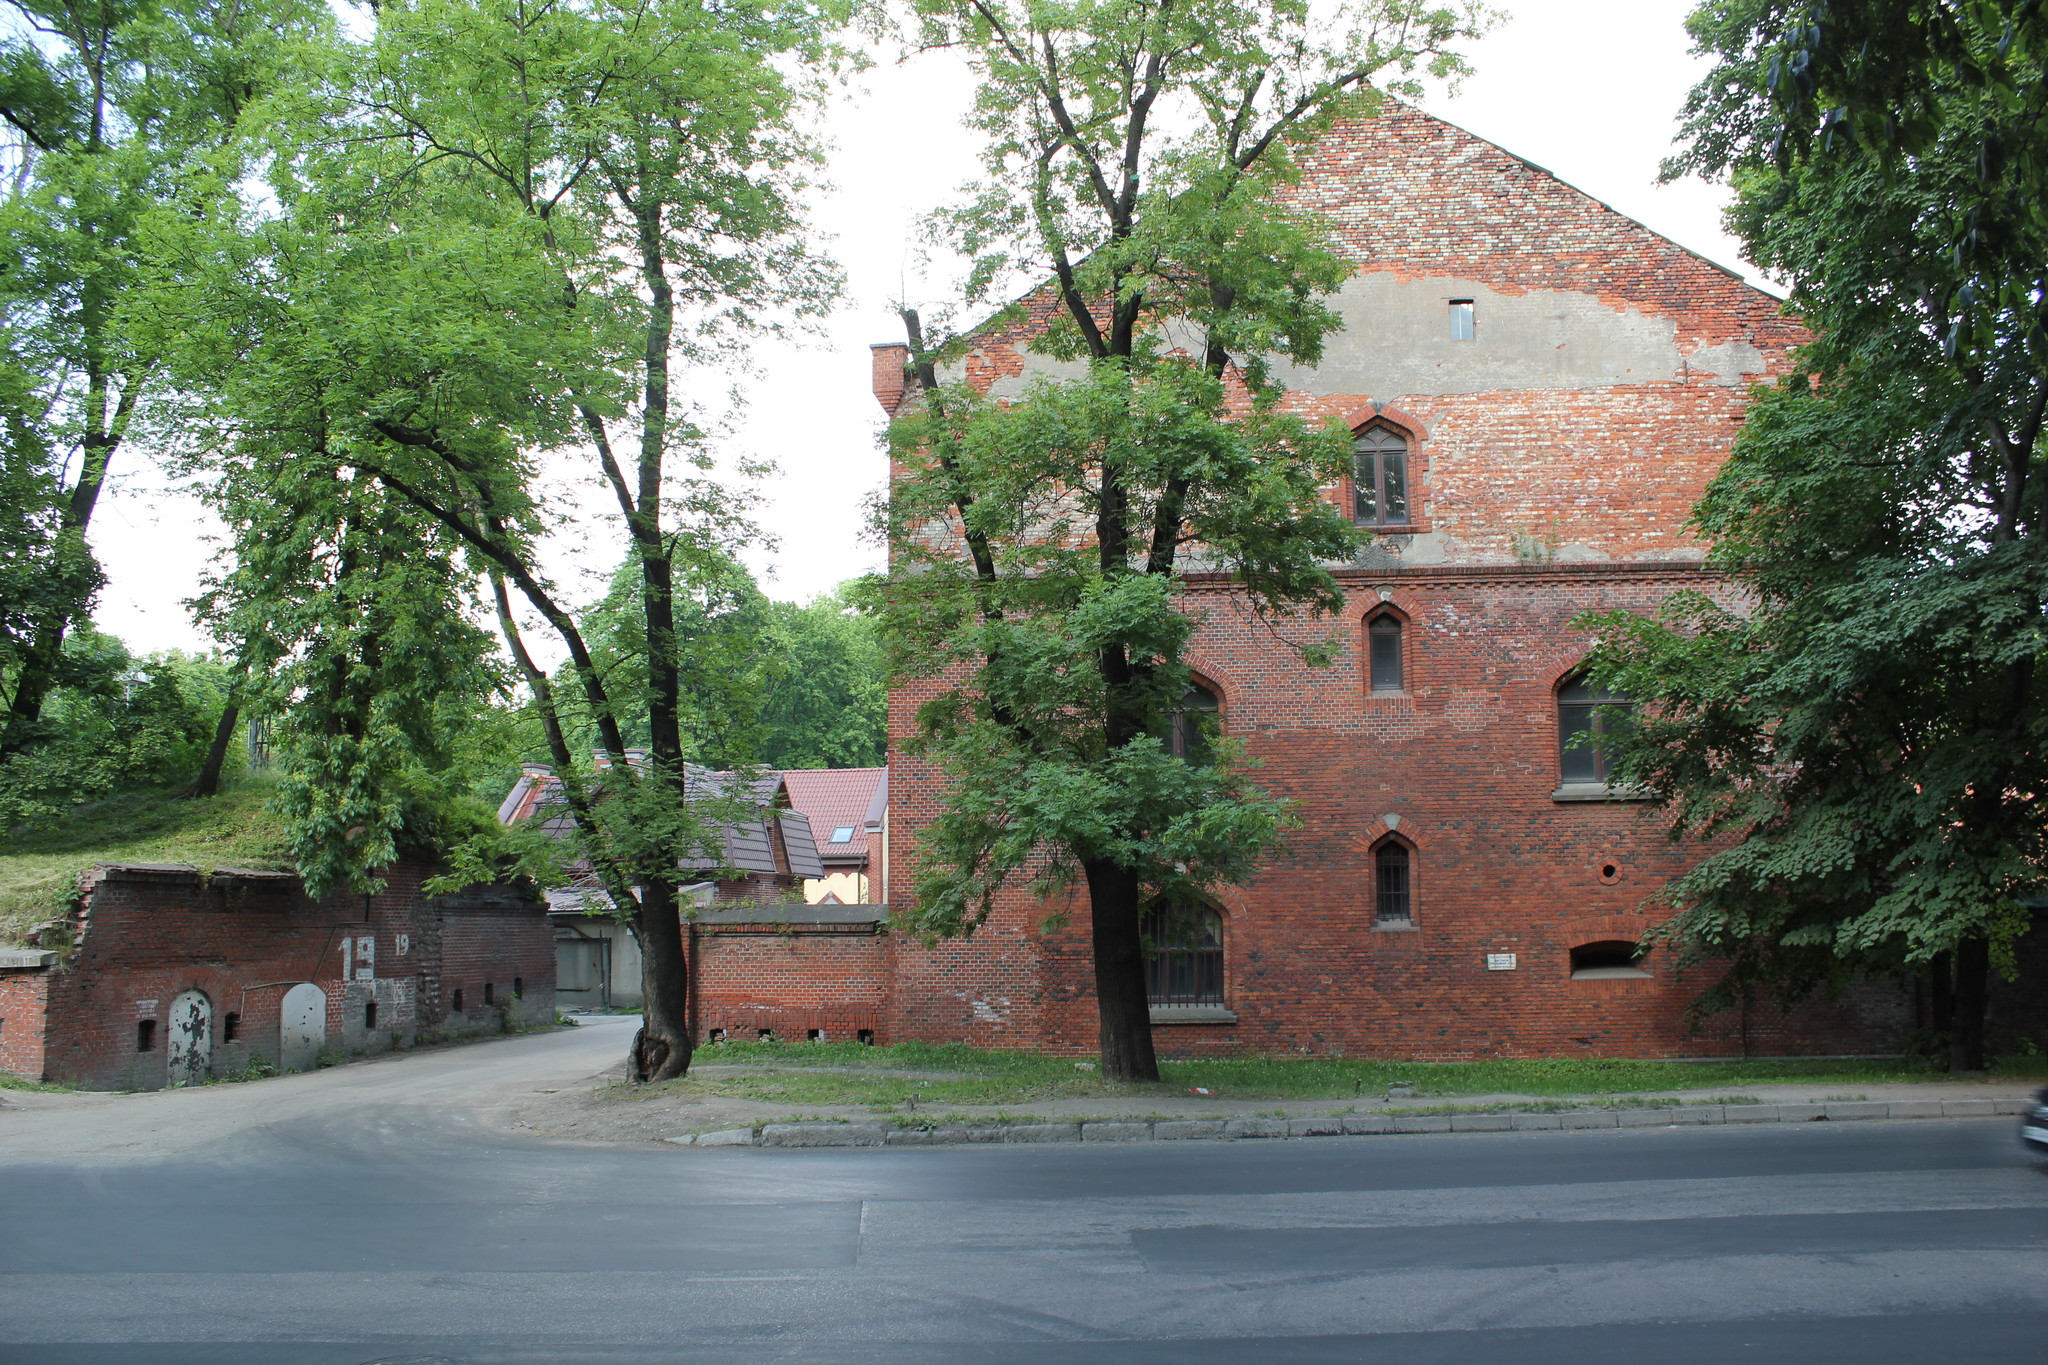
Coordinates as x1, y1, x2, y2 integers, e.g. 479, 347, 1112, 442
1449, 300, 1475, 341
829, 826, 856, 844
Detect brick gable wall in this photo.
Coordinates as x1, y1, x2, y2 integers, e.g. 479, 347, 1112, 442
871, 103, 1911, 1059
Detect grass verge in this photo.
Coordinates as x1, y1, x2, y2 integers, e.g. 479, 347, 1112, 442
626, 1038, 2016, 1109
1, 774, 291, 944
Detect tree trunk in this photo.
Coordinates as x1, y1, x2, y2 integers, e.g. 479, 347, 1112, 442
1085, 856, 1159, 1081
630, 881, 694, 1082
1928, 949, 1954, 1049
183, 699, 241, 798
1948, 933, 1990, 1073
0, 618, 68, 756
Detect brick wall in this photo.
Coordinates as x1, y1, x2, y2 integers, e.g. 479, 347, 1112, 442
7, 861, 554, 1089
692, 922, 892, 1043
869, 104, 1912, 1061
0, 969, 48, 1080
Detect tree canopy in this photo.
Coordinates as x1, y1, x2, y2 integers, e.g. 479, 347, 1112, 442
1582, 0, 2048, 1070
0, 0, 332, 760
144, 0, 840, 1081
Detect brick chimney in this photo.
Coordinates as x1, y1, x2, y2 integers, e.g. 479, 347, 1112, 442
870, 342, 910, 416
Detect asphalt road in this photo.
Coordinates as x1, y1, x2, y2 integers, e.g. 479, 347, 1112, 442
2, 1017, 2045, 1364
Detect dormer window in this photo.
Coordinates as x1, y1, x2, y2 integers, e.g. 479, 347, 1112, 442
829, 826, 856, 844
1354, 426, 1411, 528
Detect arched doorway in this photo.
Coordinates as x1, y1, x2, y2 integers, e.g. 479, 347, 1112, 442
166, 989, 213, 1087
279, 982, 327, 1072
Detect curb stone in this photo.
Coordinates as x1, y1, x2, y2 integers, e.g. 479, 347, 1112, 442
675, 1097, 2028, 1151
1287, 1117, 1346, 1137
1156, 1119, 1229, 1140
758, 1122, 887, 1148
1002, 1123, 1080, 1143
1081, 1121, 1151, 1142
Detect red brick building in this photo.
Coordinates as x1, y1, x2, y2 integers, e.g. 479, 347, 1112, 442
0, 861, 554, 1090
859, 103, 1910, 1060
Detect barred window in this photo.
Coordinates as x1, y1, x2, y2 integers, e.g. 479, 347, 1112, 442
1143, 905, 1225, 1005
1375, 841, 1412, 924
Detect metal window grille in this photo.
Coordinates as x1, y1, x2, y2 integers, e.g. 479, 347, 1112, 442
1376, 842, 1411, 922
1143, 906, 1225, 1005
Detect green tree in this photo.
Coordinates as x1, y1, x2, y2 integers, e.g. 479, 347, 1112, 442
0, 0, 331, 758
0, 629, 239, 829
576, 549, 785, 771
761, 586, 885, 769
156, 0, 837, 1081
1578, 0, 2048, 1070
870, 0, 1489, 1078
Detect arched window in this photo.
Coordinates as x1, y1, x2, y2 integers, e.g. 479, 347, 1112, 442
1374, 840, 1412, 924
1354, 426, 1411, 527
1570, 940, 1650, 979
1143, 905, 1225, 1005
1558, 674, 1634, 785
1168, 681, 1220, 765
1367, 614, 1403, 692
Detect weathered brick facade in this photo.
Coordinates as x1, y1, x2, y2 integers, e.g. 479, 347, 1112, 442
862, 103, 1913, 1060
0, 861, 555, 1089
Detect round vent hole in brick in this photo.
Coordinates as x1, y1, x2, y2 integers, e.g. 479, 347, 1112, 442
1570, 940, 1651, 979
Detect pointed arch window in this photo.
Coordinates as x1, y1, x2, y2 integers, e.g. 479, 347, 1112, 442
1367, 614, 1404, 692
1374, 840, 1412, 924
1354, 426, 1411, 527
1169, 681, 1220, 765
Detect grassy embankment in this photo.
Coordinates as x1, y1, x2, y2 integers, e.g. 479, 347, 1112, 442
0, 773, 291, 946
644, 1037, 2039, 1110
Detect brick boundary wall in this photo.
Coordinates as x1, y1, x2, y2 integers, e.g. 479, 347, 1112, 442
691, 921, 893, 1045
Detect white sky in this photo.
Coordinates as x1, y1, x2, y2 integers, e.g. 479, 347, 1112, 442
89, 0, 1755, 658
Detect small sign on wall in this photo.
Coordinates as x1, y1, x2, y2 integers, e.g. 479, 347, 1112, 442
1485, 953, 1518, 971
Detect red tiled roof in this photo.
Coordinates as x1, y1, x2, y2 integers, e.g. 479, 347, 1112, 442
780, 767, 886, 866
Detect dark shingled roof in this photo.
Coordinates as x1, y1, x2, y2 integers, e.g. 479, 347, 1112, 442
500, 761, 819, 881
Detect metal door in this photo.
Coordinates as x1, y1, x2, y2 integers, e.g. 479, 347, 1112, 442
279, 982, 326, 1072
166, 989, 212, 1087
